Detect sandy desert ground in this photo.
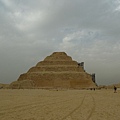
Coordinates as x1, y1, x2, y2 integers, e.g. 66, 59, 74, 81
0, 89, 120, 120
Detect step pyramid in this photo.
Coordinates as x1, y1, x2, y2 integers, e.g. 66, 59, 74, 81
10, 52, 97, 89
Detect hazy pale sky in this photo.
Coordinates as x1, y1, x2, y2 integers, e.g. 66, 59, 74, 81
0, 0, 120, 85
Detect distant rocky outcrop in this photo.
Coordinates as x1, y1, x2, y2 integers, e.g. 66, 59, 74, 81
0, 83, 9, 89
10, 52, 97, 89
107, 83, 120, 89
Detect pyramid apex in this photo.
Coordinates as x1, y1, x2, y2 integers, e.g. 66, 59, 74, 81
44, 51, 72, 61
52, 52, 67, 56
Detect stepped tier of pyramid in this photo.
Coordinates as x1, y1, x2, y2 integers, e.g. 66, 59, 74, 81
10, 52, 97, 89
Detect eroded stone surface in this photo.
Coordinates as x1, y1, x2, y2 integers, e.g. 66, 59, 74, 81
10, 52, 97, 89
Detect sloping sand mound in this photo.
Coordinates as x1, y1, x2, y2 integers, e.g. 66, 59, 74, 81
0, 83, 9, 89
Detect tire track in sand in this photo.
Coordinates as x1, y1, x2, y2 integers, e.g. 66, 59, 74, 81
61, 94, 96, 120
86, 95, 95, 120
0, 94, 81, 119
61, 95, 86, 120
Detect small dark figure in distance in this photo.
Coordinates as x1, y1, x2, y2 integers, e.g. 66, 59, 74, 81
114, 86, 117, 93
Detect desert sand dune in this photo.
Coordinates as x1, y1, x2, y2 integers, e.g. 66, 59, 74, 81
0, 89, 120, 120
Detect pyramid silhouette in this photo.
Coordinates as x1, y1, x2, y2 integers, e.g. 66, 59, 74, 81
10, 52, 97, 89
